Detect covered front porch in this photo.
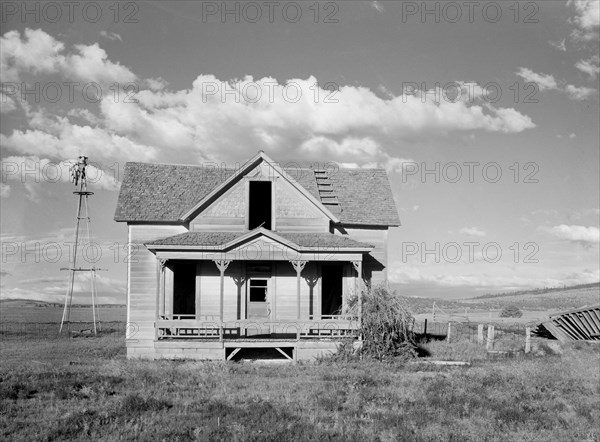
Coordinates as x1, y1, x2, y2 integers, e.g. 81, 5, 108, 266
146, 229, 372, 346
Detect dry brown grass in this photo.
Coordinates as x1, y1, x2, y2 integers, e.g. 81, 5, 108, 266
1, 327, 599, 441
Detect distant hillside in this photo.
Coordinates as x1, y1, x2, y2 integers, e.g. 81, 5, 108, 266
0, 298, 125, 308
473, 282, 600, 300
402, 283, 599, 314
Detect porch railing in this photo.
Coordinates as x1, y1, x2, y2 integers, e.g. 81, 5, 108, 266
155, 315, 360, 340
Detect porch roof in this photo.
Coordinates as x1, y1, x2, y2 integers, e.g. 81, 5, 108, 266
145, 229, 373, 252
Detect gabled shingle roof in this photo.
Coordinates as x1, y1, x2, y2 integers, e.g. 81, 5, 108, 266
146, 231, 373, 250
114, 159, 400, 226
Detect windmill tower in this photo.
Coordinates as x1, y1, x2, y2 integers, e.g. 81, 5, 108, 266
59, 156, 101, 334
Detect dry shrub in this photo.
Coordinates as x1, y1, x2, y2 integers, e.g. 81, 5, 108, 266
500, 305, 523, 318
333, 285, 417, 362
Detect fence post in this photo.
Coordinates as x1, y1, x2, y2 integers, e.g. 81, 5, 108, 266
447, 322, 452, 343
423, 318, 428, 340
525, 327, 531, 354
486, 325, 495, 351
477, 324, 484, 345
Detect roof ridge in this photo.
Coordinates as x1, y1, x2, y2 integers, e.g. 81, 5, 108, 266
125, 162, 387, 173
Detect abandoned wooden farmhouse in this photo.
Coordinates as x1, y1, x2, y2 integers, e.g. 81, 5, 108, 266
114, 151, 400, 360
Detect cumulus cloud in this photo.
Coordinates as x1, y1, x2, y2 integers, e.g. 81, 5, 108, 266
0, 29, 537, 173
0, 155, 120, 201
576, 55, 600, 80
0, 92, 17, 113
569, 0, 600, 42
0, 28, 65, 82
67, 108, 100, 125
540, 224, 600, 246
1, 28, 136, 85
459, 227, 487, 237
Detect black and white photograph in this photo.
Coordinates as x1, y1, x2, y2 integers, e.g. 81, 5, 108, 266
1, 1, 599, 440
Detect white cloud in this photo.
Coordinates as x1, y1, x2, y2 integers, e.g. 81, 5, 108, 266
516, 68, 558, 91
1, 105, 156, 165
565, 84, 598, 100
100, 31, 123, 42
389, 264, 599, 289
1, 29, 536, 172
145, 77, 168, 91
67, 108, 100, 125
0, 183, 11, 198
0, 92, 17, 113
0, 28, 65, 82
569, 0, 600, 29
459, 227, 487, 237
62, 43, 136, 85
0, 155, 120, 201
0, 273, 125, 304
541, 224, 600, 245
1, 28, 136, 85
516, 67, 598, 101
575, 55, 600, 80
569, 0, 600, 42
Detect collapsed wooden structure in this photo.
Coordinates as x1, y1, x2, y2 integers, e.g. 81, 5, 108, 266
114, 152, 400, 360
540, 305, 600, 342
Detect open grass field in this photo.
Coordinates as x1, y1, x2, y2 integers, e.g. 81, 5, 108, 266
1, 335, 599, 441
1, 286, 599, 441
1, 326, 599, 440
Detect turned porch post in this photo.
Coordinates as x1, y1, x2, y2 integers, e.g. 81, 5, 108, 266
158, 258, 167, 318
290, 260, 307, 320
352, 260, 363, 323
214, 259, 231, 322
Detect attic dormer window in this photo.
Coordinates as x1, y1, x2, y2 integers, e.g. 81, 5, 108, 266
248, 181, 272, 230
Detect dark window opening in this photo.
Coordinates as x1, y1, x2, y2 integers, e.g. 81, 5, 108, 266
321, 264, 343, 316
249, 279, 268, 302
173, 260, 196, 315
249, 181, 271, 230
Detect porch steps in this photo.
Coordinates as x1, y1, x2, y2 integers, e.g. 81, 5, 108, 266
314, 170, 340, 208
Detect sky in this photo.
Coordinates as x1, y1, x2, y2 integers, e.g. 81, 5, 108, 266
1, 0, 599, 304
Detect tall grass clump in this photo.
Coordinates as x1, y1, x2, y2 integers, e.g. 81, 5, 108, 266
331, 285, 416, 362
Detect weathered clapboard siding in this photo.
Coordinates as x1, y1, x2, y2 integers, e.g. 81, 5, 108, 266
190, 178, 247, 232
197, 261, 242, 321
274, 178, 330, 232
337, 226, 389, 284
273, 262, 318, 320
127, 224, 187, 351
189, 162, 331, 234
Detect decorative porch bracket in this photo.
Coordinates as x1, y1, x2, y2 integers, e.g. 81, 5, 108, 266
214, 259, 232, 321
290, 260, 307, 320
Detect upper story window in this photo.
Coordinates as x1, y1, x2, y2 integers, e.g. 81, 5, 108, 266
248, 181, 272, 230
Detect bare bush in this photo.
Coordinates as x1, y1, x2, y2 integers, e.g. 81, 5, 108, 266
332, 285, 416, 362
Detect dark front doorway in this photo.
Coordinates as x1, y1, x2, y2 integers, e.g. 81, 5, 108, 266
173, 260, 196, 316
321, 263, 343, 316
249, 181, 272, 230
